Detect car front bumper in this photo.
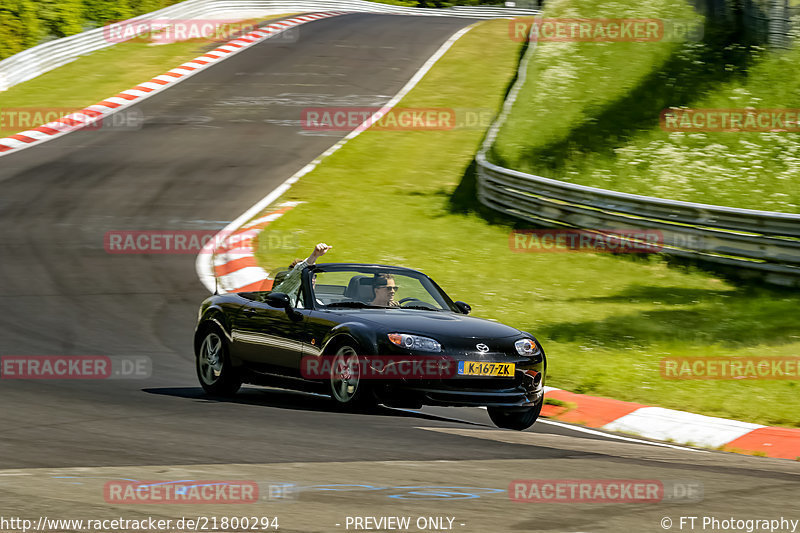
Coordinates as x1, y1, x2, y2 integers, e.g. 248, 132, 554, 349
378, 368, 544, 408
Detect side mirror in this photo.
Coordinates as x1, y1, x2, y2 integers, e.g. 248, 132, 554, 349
266, 292, 303, 321
454, 301, 471, 315
266, 292, 291, 309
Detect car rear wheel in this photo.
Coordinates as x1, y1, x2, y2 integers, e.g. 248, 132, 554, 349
196, 328, 241, 397
328, 344, 375, 410
487, 398, 543, 431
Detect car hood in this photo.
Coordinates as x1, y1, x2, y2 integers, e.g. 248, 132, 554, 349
334, 309, 523, 340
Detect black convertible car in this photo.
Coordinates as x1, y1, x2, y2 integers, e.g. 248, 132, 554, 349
194, 263, 546, 430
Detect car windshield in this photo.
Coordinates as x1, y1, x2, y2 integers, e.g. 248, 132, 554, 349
310, 268, 454, 311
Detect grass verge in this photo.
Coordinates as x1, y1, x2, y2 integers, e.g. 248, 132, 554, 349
254, 18, 800, 428
490, 0, 800, 213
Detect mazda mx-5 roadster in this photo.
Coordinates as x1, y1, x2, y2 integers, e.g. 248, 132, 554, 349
194, 263, 546, 430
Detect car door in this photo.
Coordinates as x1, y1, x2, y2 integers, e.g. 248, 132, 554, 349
231, 298, 307, 377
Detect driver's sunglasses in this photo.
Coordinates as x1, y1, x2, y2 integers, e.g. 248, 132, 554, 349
379, 285, 399, 292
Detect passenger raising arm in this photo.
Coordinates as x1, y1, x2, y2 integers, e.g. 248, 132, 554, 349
272, 243, 332, 298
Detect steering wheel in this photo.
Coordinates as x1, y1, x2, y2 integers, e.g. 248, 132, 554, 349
397, 297, 436, 309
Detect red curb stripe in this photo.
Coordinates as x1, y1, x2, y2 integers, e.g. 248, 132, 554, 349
543, 390, 645, 427
163, 72, 183, 78
33, 126, 60, 135
114, 93, 138, 100
148, 78, 169, 85
215, 257, 259, 277
230, 278, 273, 293
724, 426, 800, 459
82, 109, 103, 117
0, 144, 13, 152
131, 85, 154, 92
97, 101, 122, 108
9, 134, 37, 143
176, 65, 196, 71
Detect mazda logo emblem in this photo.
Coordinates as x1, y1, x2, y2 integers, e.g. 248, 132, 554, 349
476, 343, 489, 353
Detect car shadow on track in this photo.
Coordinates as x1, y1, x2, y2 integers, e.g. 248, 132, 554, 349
142, 386, 490, 427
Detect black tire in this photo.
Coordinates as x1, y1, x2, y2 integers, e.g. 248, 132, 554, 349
327, 343, 376, 410
196, 327, 241, 397
487, 398, 543, 431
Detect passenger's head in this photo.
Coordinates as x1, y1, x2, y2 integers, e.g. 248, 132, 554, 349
371, 274, 398, 306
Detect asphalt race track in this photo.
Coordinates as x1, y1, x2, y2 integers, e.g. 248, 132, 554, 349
1, 13, 799, 533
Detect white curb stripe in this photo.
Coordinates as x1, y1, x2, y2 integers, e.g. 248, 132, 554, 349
0, 139, 26, 148
218, 266, 271, 290
544, 386, 775, 452
538, 420, 708, 452
121, 89, 150, 97
104, 97, 136, 105
602, 407, 765, 448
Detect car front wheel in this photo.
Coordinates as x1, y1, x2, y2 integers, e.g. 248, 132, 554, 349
328, 344, 375, 410
196, 328, 241, 397
487, 399, 543, 431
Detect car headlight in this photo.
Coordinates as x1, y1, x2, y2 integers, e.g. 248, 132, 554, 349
515, 338, 539, 356
388, 333, 442, 352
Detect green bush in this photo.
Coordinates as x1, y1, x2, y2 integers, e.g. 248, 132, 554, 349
35, 0, 83, 38
83, 0, 133, 26
0, 0, 39, 59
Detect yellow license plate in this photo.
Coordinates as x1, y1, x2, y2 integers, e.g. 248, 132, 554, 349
457, 361, 515, 377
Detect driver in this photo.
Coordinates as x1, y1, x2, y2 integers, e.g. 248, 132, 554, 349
370, 273, 400, 307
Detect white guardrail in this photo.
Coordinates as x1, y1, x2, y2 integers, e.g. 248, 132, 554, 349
0, 0, 538, 92
476, 29, 800, 287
